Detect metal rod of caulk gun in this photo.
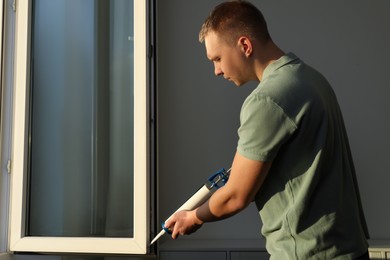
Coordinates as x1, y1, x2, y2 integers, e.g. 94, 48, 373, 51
150, 168, 231, 245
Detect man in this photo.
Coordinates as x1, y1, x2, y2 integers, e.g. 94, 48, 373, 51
165, 1, 370, 259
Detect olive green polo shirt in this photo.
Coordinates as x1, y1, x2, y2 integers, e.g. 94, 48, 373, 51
237, 53, 369, 259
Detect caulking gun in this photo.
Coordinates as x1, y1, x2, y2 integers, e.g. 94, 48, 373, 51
150, 168, 231, 245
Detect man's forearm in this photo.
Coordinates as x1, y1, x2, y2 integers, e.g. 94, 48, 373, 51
166, 152, 272, 239
195, 185, 249, 223
196, 153, 272, 223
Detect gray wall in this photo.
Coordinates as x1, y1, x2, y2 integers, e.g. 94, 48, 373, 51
157, 0, 390, 245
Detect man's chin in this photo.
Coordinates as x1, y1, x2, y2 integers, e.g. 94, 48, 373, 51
234, 81, 245, 87
227, 78, 246, 87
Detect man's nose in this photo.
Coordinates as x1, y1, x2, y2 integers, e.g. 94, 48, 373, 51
214, 66, 223, 76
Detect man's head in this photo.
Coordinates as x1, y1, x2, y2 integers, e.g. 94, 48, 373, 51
199, 0, 270, 45
199, 1, 276, 86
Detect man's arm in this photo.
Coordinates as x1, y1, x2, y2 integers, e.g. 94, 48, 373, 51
165, 151, 272, 239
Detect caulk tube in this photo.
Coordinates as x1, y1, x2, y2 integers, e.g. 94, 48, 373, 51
150, 168, 230, 245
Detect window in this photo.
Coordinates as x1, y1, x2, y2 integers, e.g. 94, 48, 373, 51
0, 0, 7, 252
0, 0, 15, 253
7, 0, 152, 255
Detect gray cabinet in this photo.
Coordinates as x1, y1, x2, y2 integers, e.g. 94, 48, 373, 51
159, 251, 269, 260
160, 251, 226, 260
159, 239, 269, 260
231, 251, 269, 260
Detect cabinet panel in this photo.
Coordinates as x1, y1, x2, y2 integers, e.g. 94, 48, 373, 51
369, 251, 382, 259
230, 251, 269, 260
159, 251, 226, 260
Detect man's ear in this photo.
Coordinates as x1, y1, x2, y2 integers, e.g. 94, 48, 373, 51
238, 37, 253, 57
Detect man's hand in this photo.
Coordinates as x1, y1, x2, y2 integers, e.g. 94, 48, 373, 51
164, 151, 271, 240
164, 210, 204, 239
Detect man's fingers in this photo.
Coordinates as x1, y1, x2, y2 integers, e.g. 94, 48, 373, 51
164, 210, 201, 240
162, 224, 173, 235
172, 230, 178, 239
164, 219, 173, 228
171, 226, 185, 240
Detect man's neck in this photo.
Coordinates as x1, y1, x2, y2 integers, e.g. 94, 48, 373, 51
254, 41, 285, 81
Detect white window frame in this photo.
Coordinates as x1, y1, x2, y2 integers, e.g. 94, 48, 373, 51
0, 0, 6, 253
8, 0, 149, 255
0, 0, 3, 74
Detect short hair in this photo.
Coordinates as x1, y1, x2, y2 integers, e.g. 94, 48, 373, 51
199, 0, 271, 45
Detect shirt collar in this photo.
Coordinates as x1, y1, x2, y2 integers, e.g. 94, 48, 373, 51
261, 52, 300, 81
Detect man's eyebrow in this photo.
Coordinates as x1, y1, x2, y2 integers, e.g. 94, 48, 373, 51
207, 54, 218, 61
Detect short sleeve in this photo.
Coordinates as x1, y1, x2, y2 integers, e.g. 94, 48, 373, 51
237, 94, 297, 162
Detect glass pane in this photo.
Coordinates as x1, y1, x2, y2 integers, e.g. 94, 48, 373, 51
27, 0, 134, 237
